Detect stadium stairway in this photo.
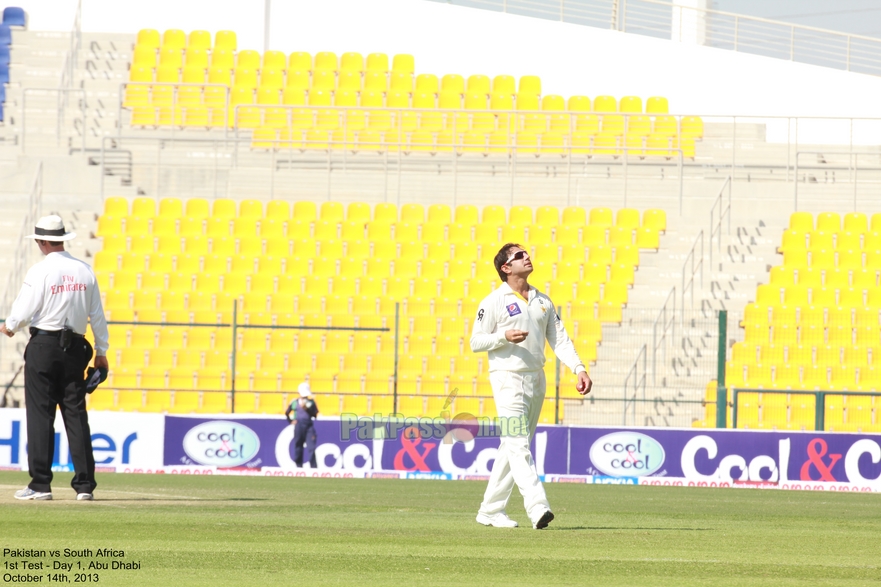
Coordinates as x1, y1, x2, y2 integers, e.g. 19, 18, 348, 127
571, 217, 784, 426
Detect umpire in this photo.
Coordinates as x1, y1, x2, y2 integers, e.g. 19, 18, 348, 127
1, 215, 109, 501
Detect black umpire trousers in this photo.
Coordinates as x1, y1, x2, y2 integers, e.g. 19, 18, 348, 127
23, 332, 96, 494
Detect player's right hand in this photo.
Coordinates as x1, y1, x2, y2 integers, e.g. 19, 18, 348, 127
505, 329, 529, 343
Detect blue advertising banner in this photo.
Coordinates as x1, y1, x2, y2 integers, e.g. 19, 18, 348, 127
163, 415, 571, 475
568, 427, 881, 485
4, 408, 877, 492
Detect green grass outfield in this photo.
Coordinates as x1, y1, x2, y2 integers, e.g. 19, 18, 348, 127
0, 471, 879, 587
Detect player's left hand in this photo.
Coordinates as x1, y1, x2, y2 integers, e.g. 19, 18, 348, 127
0, 324, 13, 338
577, 372, 593, 396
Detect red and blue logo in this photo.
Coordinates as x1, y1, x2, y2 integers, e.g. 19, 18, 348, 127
506, 303, 521, 316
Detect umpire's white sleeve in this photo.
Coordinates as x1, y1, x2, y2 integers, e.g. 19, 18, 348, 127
5, 266, 44, 333
545, 307, 586, 374
470, 298, 508, 352
88, 283, 109, 356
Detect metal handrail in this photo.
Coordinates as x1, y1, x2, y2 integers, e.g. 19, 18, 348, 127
59, 0, 82, 97
425, 0, 881, 75
651, 286, 676, 386
681, 229, 704, 310
730, 387, 881, 431
623, 343, 647, 425
102, 108, 686, 205
793, 150, 881, 212
709, 176, 732, 266
1, 162, 43, 314
0, 163, 43, 381
102, 309, 393, 413
661, 0, 881, 45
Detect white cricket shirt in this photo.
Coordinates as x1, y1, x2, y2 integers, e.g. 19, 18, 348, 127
5, 251, 109, 355
470, 281, 586, 374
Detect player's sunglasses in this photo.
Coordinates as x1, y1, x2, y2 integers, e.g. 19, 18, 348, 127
505, 250, 529, 265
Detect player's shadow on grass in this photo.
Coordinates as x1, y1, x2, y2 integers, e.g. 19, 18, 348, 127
561, 526, 712, 531
96, 498, 267, 502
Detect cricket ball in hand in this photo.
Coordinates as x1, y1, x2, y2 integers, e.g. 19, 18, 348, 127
576, 381, 586, 393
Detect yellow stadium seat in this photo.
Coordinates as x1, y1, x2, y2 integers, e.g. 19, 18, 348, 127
144, 390, 172, 412
816, 212, 841, 233
116, 389, 145, 411
168, 391, 200, 414
635, 227, 660, 249
199, 392, 228, 414
846, 395, 873, 429
87, 390, 116, 411
784, 213, 812, 234
286, 52, 311, 73
636, 209, 664, 234
779, 230, 809, 254
824, 395, 846, 430
608, 226, 633, 247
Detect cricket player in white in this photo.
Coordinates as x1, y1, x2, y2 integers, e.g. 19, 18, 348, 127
471, 243, 592, 529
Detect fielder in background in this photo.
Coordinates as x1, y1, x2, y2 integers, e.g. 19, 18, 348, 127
470, 243, 592, 529
1, 215, 109, 501
285, 382, 319, 468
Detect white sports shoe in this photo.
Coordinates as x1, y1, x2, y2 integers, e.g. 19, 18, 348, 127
76, 493, 94, 501
532, 509, 555, 530
476, 512, 519, 528
14, 488, 52, 501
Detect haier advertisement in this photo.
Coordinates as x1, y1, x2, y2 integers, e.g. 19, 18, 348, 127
0, 408, 164, 473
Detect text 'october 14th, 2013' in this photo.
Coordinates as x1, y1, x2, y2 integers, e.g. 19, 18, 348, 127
3, 548, 140, 583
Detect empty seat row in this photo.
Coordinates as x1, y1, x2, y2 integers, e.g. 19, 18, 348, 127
789, 211, 881, 233
101, 197, 666, 230
743, 303, 881, 329
99, 276, 630, 310
243, 126, 696, 159
136, 29, 238, 52
127, 69, 665, 116
753, 284, 881, 309
97, 216, 658, 244
88, 385, 565, 421
697, 390, 880, 432
732, 341, 881, 367
97, 268, 635, 298
781, 248, 881, 271
726, 362, 881, 392
769, 266, 880, 288
779, 229, 881, 252
95, 233, 640, 256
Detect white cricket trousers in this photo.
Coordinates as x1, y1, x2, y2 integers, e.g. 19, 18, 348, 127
478, 369, 550, 522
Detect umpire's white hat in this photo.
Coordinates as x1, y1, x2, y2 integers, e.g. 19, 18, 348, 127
298, 382, 311, 398
26, 215, 76, 242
